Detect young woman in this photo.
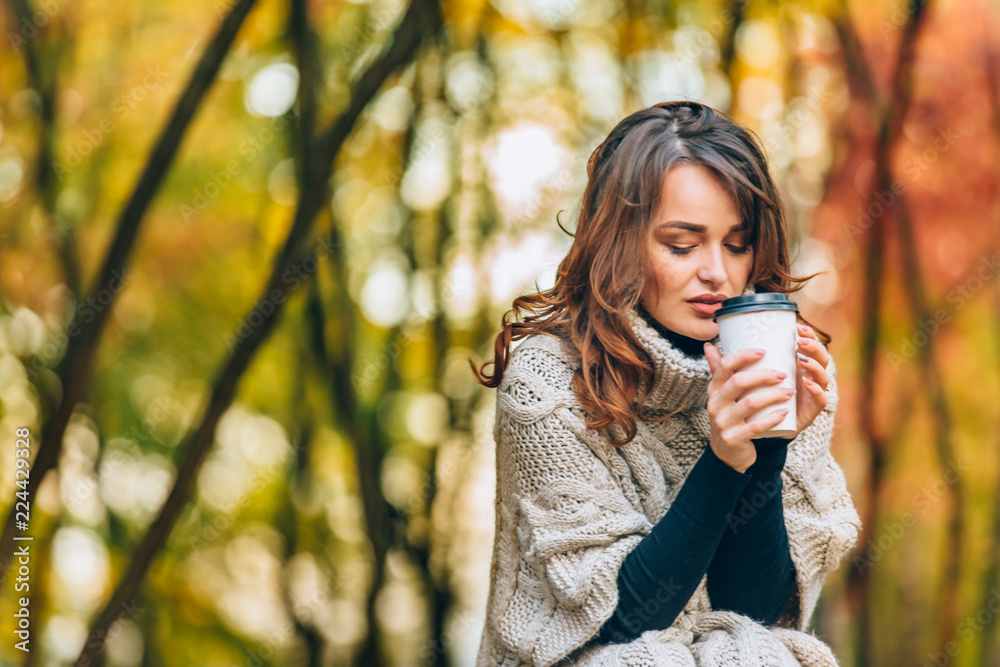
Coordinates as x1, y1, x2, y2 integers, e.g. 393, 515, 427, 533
470, 101, 861, 666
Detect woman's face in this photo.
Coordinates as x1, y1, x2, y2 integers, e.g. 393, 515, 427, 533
641, 163, 754, 341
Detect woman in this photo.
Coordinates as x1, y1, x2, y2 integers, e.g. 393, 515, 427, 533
469, 101, 861, 666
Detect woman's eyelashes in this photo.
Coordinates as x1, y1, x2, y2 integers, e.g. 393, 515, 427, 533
667, 244, 751, 256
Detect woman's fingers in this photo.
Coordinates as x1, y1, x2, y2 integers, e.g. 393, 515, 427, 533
706, 345, 767, 409
800, 373, 828, 408
796, 325, 830, 372
737, 405, 790, 441
703, 342, 719, 374
796, 350, 829, 391
706, 344, 764, 383
720, 384, 795, 428
720, 401, 790, 444
730, 368, 789, 404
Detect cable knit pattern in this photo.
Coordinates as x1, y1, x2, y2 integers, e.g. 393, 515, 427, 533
475, 287, 862, 667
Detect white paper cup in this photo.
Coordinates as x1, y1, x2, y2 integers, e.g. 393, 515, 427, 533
713, 293, 799, 438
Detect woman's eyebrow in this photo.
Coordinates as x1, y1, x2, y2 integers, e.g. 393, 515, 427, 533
657, 220, 746, 233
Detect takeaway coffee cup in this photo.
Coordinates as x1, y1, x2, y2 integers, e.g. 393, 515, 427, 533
713, 293, 799, 438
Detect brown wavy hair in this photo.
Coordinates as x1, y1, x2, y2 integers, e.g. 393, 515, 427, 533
469, 101, 831, 447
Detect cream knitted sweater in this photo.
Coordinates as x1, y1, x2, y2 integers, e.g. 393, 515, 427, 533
474, 291, 862, 667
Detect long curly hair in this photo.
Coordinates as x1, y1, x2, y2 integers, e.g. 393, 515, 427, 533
469, 101, 831, 447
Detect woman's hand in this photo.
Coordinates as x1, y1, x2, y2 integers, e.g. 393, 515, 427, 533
703, 344, 797, 473
794, 324, 831, 435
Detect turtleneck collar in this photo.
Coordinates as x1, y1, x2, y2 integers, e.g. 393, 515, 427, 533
626, 284, 756, 415
636, 303, 708, 358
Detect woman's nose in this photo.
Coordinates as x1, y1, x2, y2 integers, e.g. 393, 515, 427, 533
698, 248, 728, 285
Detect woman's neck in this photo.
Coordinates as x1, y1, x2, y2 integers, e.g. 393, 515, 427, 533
636, 303, 707, 358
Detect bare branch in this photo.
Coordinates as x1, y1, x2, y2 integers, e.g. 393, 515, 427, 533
72, 1, 443, 663
0, 0, 261, 586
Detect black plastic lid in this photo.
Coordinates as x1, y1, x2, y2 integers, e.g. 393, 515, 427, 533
713, 292, 799, 322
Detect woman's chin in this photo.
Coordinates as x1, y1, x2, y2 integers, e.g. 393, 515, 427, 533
684, 323, 717, 341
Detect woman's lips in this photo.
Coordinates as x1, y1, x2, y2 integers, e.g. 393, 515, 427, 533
687, 300, 722, 315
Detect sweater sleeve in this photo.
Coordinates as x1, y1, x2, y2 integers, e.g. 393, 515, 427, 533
488, 352, 658, 667
590, 443, 754, 646
706, 437, 797, 625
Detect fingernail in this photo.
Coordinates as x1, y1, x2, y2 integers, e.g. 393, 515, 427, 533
797, 325, 809, 333
774, 370, 787, 379
797, 352, 809, 363
754, 348, 766, 355
783, 387, 796, 396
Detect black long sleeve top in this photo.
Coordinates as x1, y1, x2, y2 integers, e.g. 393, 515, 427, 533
591, 308, 797, 646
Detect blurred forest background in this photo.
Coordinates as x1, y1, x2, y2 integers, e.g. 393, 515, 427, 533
0, 0, 999, 665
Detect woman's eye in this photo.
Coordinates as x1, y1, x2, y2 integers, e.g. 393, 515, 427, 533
667, 244, 751, 256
